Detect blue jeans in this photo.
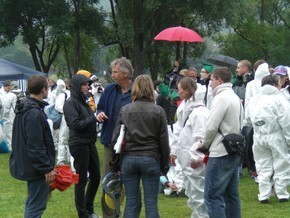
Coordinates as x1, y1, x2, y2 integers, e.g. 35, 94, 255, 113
204, 154, 241, 218
121, 155, 160, 218
25, 178, 50, 218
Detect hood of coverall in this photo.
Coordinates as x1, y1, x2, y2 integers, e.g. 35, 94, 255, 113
254, 63, 270, 80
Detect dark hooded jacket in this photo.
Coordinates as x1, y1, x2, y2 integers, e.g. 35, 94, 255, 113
9, 97, 55, 181
63, 74, 97, 146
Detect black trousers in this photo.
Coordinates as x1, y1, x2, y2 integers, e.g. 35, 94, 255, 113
69, 144, 101, 218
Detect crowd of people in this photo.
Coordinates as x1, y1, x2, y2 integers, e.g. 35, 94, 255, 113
2, 56, 289, 218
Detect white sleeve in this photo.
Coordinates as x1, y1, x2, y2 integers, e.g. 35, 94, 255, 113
170, 121, 181, 156
187, 109, 208, 161
55, 93, 66, 113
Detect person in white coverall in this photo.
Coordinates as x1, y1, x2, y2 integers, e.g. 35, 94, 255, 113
0, 81, 17, 149
245, 74, 290, 203
245, 62, 270, 109
170, 77, 209, 218
54, 79, 74, 170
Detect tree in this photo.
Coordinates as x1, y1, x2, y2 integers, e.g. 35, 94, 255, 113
215, 0, 290, 66
0, 0, 70, 73
105, 0, 243, 80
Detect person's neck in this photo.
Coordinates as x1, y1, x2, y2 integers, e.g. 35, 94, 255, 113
119, 79, 132, 94
29, 94, 43, 102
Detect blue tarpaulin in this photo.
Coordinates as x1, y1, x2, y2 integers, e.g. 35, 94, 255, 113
0, 58, 46, 80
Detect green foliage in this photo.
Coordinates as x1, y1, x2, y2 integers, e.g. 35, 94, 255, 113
215, 0, 290, 66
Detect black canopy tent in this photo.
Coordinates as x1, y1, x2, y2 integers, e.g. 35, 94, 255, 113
0, 58, 46, 80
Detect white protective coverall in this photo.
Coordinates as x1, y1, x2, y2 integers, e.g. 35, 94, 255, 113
54, 80, 74, 169
0, 86, 17, 148
245, 84, 290, 201
171, 84, 210, 218
245, 63, 270, 109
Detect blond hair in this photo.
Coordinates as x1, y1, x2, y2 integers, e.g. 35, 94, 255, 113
132, 75, 155, 102
179, 69, 189, 76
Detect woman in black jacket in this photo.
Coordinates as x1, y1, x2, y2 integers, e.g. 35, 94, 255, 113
112, 75, 170, 218
63, 74, 100, 218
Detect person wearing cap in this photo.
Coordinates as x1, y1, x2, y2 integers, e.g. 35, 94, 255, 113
156, 84, 173, 126
96, 57, 133, 177
153, 80, 162, 100
76, 70, 96, 113
200, 63, 214, 108
233, 60, 254, 106
90, 75, 104, 105
273, 65, 288, 88
245, 74, 290, 203
63, 74, 101, 218
280, 66, 290, 103
0, 80, 17, 149
170, 77, 209, 217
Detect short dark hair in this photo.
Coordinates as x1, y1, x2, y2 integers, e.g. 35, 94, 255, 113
212, 67, 232, 83
3, 80, 11, 86
27, 76, 48, 95
239, 60, 252, 71
253, 60, 266, 72
261, 74, 280, 87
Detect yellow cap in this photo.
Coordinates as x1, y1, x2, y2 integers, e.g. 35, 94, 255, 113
76, 70, 91, 78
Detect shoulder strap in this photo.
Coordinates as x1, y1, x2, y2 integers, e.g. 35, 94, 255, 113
183, 104, 205, 127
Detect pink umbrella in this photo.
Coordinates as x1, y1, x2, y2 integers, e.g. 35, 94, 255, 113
154, 26, 204, 43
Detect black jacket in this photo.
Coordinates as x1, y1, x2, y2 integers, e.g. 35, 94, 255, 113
9, 97, 55, 181
63, 74, 97, 146
233, 73, 254, 105
112, 98, 170, 173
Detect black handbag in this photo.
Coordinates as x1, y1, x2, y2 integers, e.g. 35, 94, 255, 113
219, 131, 245, 155
218, 102, 245, 156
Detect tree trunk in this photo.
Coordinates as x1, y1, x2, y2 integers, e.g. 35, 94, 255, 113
132, 0, 144, 77
176, 42, 181, 61
73, 30, 81, 73
182, 42, 188, 67
147, 46, 159, 81
29, 44, 42, 72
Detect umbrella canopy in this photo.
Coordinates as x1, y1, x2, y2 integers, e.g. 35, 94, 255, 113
207, 54, 239, 69
154, 26, 204, 42
0, 58, 46, 80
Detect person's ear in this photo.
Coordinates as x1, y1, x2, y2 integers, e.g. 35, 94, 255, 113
218, 78, 223, 84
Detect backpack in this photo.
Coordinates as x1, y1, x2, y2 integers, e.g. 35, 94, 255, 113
46, 92, 67, 130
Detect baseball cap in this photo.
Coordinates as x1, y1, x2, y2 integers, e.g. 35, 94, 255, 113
273, 65, 287, 76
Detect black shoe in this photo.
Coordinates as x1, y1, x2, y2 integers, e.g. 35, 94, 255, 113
260, 199, 269, 204
279, 198, 288, 203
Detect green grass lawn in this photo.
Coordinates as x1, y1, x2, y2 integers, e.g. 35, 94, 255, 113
1, 142, 289, 218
